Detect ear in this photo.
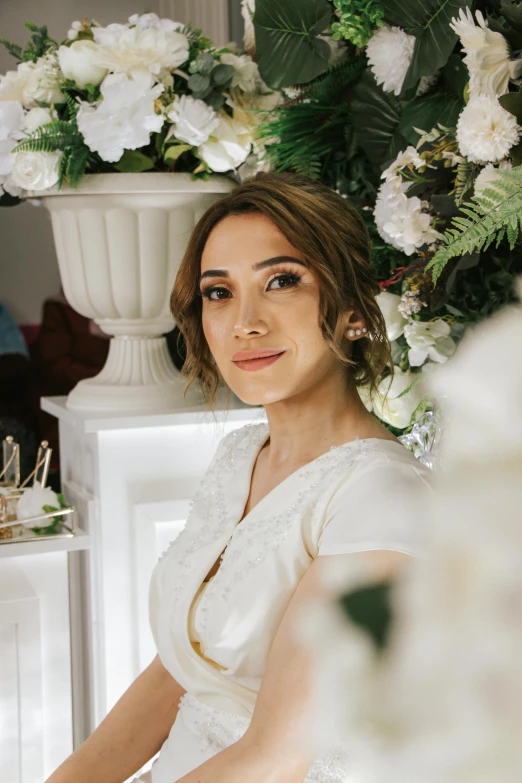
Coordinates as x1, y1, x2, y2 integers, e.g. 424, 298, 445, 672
339, 306, 368, 342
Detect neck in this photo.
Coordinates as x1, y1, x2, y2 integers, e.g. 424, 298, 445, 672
260, 370, 381, 469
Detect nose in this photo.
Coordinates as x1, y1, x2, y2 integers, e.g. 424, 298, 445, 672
232, 294, 268, 338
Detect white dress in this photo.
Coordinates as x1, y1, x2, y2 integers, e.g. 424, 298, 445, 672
138, 422, 432, 783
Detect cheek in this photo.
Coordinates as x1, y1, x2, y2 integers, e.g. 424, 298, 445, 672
202, 307, 229, 353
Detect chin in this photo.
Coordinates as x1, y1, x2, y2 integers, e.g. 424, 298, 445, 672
225, 382, 286, 407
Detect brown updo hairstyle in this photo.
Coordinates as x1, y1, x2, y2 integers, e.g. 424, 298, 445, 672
171, 171, 391, 407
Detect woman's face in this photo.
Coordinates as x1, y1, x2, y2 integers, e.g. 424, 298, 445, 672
200, 213, 351, 405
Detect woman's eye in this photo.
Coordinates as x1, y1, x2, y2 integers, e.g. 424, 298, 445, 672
267, 272, 302, 290
201, 286, 231, 301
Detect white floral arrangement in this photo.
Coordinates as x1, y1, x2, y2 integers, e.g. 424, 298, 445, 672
0, 15, 281, 199
251, 0, 522, 438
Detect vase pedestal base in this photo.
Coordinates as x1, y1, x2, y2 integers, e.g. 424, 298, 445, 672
66, 335, 201, 413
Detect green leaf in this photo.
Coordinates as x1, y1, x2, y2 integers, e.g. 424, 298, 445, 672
399, 92, 463, 144
254, 0, 333, 89
163, 143, 193, 163
339, 581, 393, 651
499, 90, 522, 125
442, 54, 469, 99
188, 73, 211, 94
210, 63, 235, 87
113, 149, 155, 173
351, 69, 406, 165
204, 90, 226, 112
381, 0, 472, 91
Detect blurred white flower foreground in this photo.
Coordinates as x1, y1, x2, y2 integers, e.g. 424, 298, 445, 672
300, 280, 522, 783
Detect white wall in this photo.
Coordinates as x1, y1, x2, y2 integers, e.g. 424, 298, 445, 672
0, 0, 235, 324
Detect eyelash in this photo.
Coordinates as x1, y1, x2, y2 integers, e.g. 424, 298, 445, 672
200, 271, 303, 301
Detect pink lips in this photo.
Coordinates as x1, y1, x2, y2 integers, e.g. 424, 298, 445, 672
232, 349, 286, 372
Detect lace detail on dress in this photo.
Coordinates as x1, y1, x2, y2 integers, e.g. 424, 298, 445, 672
178, 693, 354, 782
158, 423, 269, 605
196, 438, 382, 650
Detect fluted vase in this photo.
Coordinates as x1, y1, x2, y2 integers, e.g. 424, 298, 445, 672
28, 173, 235, 412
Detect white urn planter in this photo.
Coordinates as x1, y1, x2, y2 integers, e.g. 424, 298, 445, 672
28, 173, 235, 413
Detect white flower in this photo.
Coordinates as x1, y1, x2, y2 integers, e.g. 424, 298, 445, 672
236, 151, 273, 182
128, 13, 184, 33
0, 56, 65, 108
220, 52, 259, 93
404, 319, 456, 367
198, 113, 251, 172
366, 25, 416, 96
370, 367, 426, 429
241, 0, 256, 50
382, 145, 424, 185
23, 54, 65, 107
77, 71, 164, 163
474, 160, 512, 196
92, 20, 189, 79
376, 291, 408, 341
67, 21, 83, 41
0, 100, 26, 196
58, 40, 108, 89
16, 481, 60, 523
24, 106, 54, 133
10, 150, 62, 191
450, 8, 522, 97
456, 93, 521, 163
374, 180, 442, 256
398, 289, 426, 317
166, 95, 219, 146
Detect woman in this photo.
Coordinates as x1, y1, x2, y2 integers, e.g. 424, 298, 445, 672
47, 173, 432, 783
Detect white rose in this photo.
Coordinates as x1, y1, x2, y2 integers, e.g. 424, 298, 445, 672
24, 107, 53, 133
23, 54, 65, 107
198, 114, 251, 172
0, 100, 26, 195
166, 95, 219, 146
220, 52, 259, 93
16, 480, 60, 524
10, 150, 62, 191
0, 65, 32, 104
58, 40, 108, 89
371, 367, 426, 429
404, 319, 456, 367
376, 291, 408, 341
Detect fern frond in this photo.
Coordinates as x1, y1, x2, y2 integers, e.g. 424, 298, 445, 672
0, 39, 23, 61
300, 56, 367, 104
64, 93, 80, 121
13, 121, 84, 154
452, 160, 478, 206
428, 167, 522, 284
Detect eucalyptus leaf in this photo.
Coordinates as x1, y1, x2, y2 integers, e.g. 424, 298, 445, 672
113, 149, 155, 173
399, 92, 463, 144
254, 0, 332, 89
351, 70, 407, 165
211, 63, 235, 87
204, 90, 226, 112
381, 0, 472, 91
188, 73, 211, 94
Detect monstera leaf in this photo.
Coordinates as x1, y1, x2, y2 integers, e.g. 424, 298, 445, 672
381, 0, 472, 92
399, 92, 463, 144
351, 69, 407, 166
254, 0, 332, 89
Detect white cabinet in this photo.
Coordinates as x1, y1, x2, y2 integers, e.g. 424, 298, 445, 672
0, 532, 90, 783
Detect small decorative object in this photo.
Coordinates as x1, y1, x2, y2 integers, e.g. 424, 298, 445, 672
398, 408, 442, 470
0, 436, 75, 543
0, 14, 281, 412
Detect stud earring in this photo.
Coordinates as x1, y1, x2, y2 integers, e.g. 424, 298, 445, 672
362, 327, 367, 334
347, 329, 355, 337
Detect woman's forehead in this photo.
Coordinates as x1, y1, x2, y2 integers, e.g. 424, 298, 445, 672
201, 214, 301, 269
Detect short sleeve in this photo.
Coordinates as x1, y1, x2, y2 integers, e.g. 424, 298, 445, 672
317, 459, 433, 558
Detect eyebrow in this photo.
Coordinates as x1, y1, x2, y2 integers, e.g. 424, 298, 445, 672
199, 255, 307, 282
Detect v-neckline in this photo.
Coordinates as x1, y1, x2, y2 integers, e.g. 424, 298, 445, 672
197, 425, 404, 590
